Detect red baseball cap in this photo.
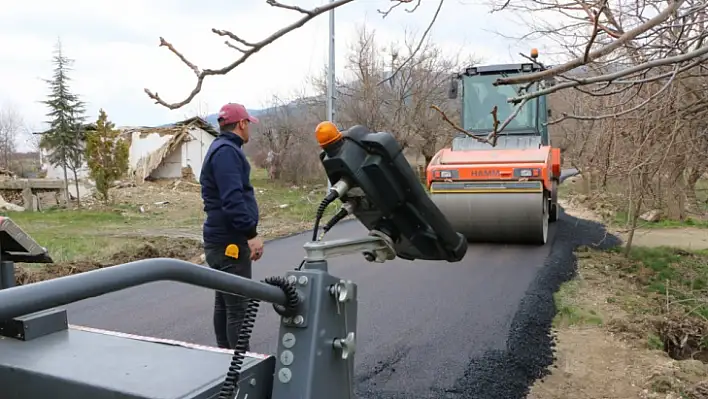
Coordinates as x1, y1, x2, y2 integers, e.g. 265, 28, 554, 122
217, 103, 259, 127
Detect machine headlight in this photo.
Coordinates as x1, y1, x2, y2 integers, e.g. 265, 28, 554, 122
434, 169, 459, 179
514, 168, 540, 178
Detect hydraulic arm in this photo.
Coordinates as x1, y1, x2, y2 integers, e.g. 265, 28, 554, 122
0, 122, 467, 399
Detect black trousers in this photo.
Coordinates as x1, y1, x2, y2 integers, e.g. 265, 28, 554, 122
204, 242, 252, 350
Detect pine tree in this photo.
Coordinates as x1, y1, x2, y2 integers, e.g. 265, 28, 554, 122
85, 109, 129, 203
40, 38, 86, 207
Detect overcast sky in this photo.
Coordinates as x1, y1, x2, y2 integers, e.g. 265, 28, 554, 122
1, 0, 563, 151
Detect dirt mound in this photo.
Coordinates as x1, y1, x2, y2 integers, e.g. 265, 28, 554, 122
109, 238, 202, 264
16, 261, 104, 285
16, 238, 204, 285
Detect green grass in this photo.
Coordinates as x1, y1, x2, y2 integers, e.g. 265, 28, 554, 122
1, 208, 147, 263
1, 167, 341, 264
647, 333, 664, 350
613, 211, 708, 229
249, 167, 339, 223
553, 280, 604, 327
607, 246, 708, 319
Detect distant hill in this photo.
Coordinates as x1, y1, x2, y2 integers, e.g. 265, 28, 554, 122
203, 108, 265, 129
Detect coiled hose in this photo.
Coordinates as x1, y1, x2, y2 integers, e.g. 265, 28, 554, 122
216, 276, 300, 399
217, 298, 259, 399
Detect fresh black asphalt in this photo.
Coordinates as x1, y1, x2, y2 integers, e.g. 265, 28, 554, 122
66, 212, 618, 398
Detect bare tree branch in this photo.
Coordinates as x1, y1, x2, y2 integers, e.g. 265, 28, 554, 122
509, 44, 708, 103
493, 0, 686, 86
145, 0, 422, 110
378, 0, 445, 87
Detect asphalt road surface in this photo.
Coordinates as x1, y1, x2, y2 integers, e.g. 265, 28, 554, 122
67, 221, 557, 397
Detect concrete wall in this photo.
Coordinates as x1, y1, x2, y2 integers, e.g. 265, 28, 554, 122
182, 127, 213, 180
130, 127, 214, 181
129, 131, 172, 171
41, 142, 91, 181
151, 148, 182, 179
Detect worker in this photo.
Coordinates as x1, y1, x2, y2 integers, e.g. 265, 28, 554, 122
199, 102, 264, 350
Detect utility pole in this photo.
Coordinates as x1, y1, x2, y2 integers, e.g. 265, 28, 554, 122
326, 0, 335, 190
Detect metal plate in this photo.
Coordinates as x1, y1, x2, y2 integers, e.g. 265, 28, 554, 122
0, 327, 275, 399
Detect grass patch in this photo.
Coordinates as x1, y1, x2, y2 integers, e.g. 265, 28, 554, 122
542, 243, 708, 398
1, 208, 149, 264
1, 168, 339, 265
603, 246, 708, 316
553, 279, 604, 327
613, 211, 708, 229
621, 246, 708, 319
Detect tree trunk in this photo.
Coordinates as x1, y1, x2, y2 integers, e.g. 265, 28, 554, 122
665, 163, 687, 220
685, 167, 704, 211
72, 169, 81, 208
62, 164, 70, 204
424, 154, 433, 170
624, 169, 647, 257
601, 134, 614, 189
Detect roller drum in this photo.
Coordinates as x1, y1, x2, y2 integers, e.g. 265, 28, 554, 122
431, 192, 549, 245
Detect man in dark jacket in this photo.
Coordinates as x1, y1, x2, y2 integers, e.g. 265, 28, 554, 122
200, 102, 264, 349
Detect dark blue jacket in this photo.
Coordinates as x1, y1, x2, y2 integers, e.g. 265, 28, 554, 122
200, 132, 259, 245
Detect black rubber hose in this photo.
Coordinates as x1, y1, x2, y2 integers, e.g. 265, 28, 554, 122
322, 207, 349, 235
217, 298, 260, 399
265, 275, 300, 317
216, 276, 300, 398
312, 191, 338, 241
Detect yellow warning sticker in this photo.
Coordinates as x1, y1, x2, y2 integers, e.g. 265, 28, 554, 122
224, 244, 240, 259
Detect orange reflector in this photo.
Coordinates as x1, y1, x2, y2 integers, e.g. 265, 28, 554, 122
315, 121, 342, 147
530, 48, 539, 58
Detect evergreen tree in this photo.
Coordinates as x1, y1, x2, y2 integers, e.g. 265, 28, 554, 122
85, 109, 129, 203
40, 38, 86, 206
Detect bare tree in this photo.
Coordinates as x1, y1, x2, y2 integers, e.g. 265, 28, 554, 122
247, 94, 324, 184
183, 101, 211, 120
481, 0, 708, 251
25, 130, 41, 154
308, 25, 474, 165
0, 105, 22, 169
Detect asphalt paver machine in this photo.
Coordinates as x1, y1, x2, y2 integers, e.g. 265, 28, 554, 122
0, 122, 467, 399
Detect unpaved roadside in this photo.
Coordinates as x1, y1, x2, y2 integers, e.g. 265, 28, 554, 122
559, 198, 708, 251
528, 201, 708, 399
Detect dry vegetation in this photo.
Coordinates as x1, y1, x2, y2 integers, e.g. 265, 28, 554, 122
515, 0, 708, 254
243, 24, 475, 183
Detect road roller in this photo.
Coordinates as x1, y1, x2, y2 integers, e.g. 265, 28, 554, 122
427, 50, 562, 245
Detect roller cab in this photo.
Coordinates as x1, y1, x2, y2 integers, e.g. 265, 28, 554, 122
427, 52, 561, 245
